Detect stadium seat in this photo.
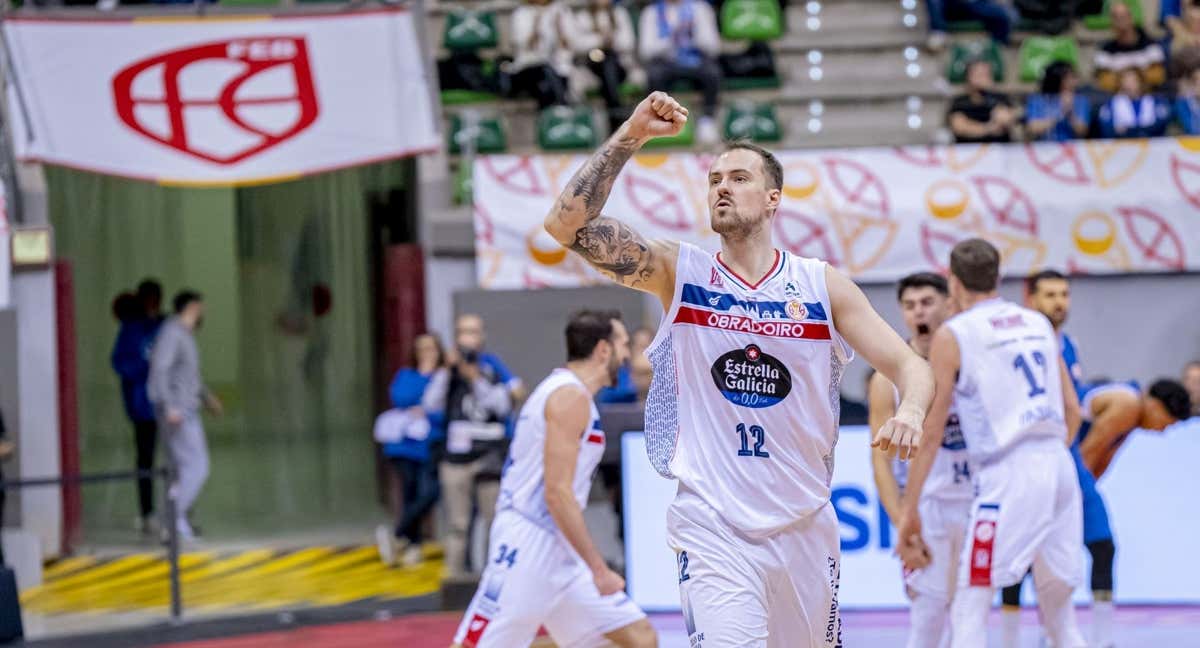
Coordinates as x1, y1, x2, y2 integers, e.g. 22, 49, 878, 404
724, 101, 782, 142
723, 75, 782, 91
1082, 0, 1144, 30
641, 115, 695, 148
537, 106, 599, 151
453, 159, 473, 206
1019, 36, 1081, 83
719, 0, 783, 41
946, 20, 986, 33
448, 112, 506, 155
443, 10, 499, 51
946, 40, 1005, 84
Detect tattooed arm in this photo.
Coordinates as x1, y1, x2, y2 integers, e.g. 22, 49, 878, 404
545, 92, 688, 308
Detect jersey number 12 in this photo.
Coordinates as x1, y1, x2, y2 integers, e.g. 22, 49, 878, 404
736, 423, 770, 458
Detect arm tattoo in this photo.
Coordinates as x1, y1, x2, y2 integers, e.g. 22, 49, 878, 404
562, 135, 639, 223
570, 216, 655, 287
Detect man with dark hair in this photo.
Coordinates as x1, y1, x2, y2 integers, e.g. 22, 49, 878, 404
1003, 267, 1112, 648
112, 278, 166, 535
948, 59, 1015, 144
870, 271, 969, 648
546, 91, 933, 646
1079, 378, 1191, 478
451, 310, 656, 648
148, 289, 222, 542
899, 239, 1086, 648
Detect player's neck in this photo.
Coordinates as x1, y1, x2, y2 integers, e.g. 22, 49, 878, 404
958, 290, 999, 311
565, 361, 608, 395
718, 228, 777, 284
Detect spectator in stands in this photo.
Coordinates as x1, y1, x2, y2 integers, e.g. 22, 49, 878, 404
1026, 61, 1092, 141
111, 280, 166, 536
1175, 66, 1200, 133
510, 0, 577, 108
1167, 1, 1200, 57
639, 0, 723, 144
1183, 360, 1200, 417
375, 334, 446, 568
924, 0, 1014, 52
423, 314, 518, 577
947, 59, 1015, 143
575, 0, 641, 134
1097, 68, 1171, 138
148, 290, 223, 542
1095, 2, 1166, 92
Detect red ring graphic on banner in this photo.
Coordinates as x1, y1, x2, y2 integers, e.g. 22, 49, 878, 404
1169, 153, 1200, 211
774, 207, 840, 265
478, 156, 546, 197
970, 175, 1039, 236
474, 202, 495, 246
1117, 206, 1185, 270
1025, 143, 1090, 185
823, 157, 889, 218
622, 173, 692, 231
893, 146, 943, 168
918, 222, 960, 272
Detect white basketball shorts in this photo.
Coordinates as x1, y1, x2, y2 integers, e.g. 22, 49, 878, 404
905, 496, 972, 599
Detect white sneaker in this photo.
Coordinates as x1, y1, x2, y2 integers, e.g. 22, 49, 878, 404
375, 524, 398, 566
401, 545, 423, 568
697, 117, 720, 145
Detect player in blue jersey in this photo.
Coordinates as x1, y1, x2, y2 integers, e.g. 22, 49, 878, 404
1076, 379, 1191, 478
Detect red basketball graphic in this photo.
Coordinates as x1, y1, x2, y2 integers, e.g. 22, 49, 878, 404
1117, 206, 1186, 270
823, 157, 889, 217
893, 146, 943, 168
918, 221, 961, 272
111, 37, 318, 165
773, 207, 840, 265
474, 202, 495, 246
1169, 153, 1200, 211
479, 156, 546, 197
623, 172, 692, 231
1025, 143, 1090, 185
970, 176, 1038, 236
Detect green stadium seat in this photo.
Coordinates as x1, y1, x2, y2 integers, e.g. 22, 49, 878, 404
1019, 36, 1080, 83
946, 40, 1004, 84
448, 112, 506, 155
1082, 0, 1144, 30
946, 20, 986, 33
453, 159, 473, 206
724, 101, 782, 142
722, 75, 782, 91
537, 106, 598, 151
641, 116, 695, 149
441, 89, 502, 106
443, 10, 499, 51
720, 0, 783, 41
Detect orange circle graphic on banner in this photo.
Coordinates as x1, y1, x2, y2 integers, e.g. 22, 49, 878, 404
634, 154, 670, 168
783, 162, 820, 199
1178, 136, 1200, 153
1071, 211, 1117, 256
526, 227, 568, 265
925, 180, 970, 219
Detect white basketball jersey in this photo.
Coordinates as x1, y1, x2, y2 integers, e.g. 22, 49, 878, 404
945, 298, 1067, 463
890, 386, 972, 501
496, 368, 604, 531
644, 243, 853, 538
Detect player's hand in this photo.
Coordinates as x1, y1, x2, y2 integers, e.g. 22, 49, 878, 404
872, 411, 922, 461
896, 512, 931, 571
592, 566, 626, 596
625, 92, 688, 141
166, 408, 184, 426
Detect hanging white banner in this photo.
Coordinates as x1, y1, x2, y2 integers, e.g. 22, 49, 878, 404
474, 139, 1200, 288
0, 189, 8, 310
5, 9, 439, 185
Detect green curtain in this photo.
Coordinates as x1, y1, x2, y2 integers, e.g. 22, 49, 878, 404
47, 161, 409, 540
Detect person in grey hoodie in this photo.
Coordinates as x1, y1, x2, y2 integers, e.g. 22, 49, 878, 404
148, 290, 222, 541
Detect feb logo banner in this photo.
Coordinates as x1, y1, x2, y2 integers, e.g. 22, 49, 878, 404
4, 9, 438, 185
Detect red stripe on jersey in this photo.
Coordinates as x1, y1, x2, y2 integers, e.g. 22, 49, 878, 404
673, 305, 831, 340
968, 519, 997, 586
716, 249, 780, 289
586, 433, 604, 444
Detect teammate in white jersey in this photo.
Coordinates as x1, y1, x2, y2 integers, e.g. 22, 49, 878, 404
897, 239, 1086, 648
869, 272, 970, 648
451, 310, 655, 648
545, 92, 934, 647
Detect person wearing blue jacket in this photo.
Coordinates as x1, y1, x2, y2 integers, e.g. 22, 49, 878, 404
377, 333, 447, 567
110, 279, 165, 535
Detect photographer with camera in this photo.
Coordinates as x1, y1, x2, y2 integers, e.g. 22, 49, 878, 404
423, 314, 520, 578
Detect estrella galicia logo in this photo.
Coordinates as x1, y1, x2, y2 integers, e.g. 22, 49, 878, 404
943, 413, 967, 450
710, 344, 792, 408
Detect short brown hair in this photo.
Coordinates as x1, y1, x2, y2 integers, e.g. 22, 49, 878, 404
949, 238, 1000, 292
723, 141, 783, 190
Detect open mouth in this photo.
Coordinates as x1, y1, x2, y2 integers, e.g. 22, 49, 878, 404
916, 324, 931, 335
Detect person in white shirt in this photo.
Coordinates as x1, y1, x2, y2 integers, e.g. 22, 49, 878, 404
575, 0, 641, 133
509, 0, 575, 108
450, 310, 656, 648
638, 0, 723, 143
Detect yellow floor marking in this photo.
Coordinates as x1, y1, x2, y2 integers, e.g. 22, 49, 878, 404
41, 556, 99, 580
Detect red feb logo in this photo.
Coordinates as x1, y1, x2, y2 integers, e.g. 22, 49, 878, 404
111, 37, 319, 165
463, 613, 491, 647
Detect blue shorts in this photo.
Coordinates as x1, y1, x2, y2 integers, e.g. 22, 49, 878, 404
1071, 445, 1113, 544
